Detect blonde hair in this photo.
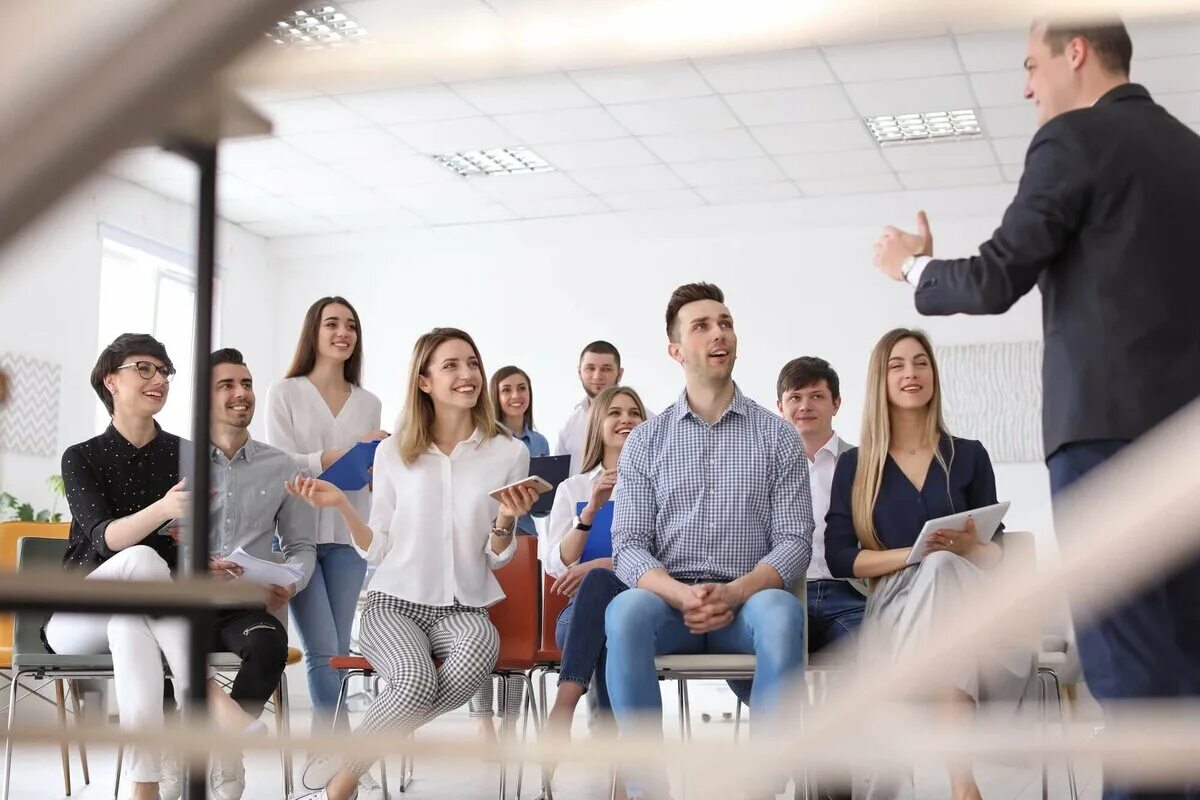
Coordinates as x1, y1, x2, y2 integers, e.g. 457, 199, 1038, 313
851, 328, 953, 550
579, 385, 647, 474
396, 327, 504, 465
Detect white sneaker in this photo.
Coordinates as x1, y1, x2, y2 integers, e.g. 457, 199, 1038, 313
210, 753, 247, 800
288, 789, 358, 800
301, 754, 339, 791
159, 753, 183, 800
357, 771, 385, 799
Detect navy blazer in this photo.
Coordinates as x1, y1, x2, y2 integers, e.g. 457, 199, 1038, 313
825, 436, 1001, 579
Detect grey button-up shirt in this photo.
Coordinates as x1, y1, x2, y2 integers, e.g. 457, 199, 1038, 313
209, 437, 317, 591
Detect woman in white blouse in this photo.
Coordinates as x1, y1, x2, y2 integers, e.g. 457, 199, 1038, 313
285, 327, 538, 800
542, 385, 646, 739
266, 297, 386, 790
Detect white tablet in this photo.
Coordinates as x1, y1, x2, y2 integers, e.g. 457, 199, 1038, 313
905, 501, 1010, 566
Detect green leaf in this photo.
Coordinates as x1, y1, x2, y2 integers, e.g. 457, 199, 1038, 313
35, 510, 50, 523
17, 503, 35, 522
47, 475, 65, 497
51, 513, 63, 523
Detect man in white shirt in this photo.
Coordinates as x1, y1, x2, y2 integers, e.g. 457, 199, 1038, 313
555, 341, 623, 475
776, 357, 865, 655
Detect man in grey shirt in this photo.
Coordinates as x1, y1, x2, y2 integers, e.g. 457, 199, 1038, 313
194, 348, 317, 800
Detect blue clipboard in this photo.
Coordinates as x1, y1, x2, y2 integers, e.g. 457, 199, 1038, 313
577, 500, 614, 561
319, 440, 380, 491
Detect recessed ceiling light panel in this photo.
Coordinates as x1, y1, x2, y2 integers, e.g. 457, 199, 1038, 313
865, 109, 982, 145
433, 147, 554, 177
267, 5, 369, 49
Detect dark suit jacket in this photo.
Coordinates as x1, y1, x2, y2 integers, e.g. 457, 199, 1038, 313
913, 84, 1200, 458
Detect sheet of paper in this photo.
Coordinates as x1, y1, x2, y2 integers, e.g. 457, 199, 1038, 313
225, 547, 304, 587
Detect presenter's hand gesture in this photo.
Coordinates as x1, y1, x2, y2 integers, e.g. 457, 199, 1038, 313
285, 475, 346, 510
874, 210, 933, 280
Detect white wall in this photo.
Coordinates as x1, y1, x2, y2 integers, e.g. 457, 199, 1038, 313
0, 174, 276, 512
269, 184, 1055, 549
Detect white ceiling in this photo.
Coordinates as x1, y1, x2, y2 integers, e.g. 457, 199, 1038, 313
104, 3, 1200, 238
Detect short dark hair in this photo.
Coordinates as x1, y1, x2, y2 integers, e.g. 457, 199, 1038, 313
210, 348, 246, 369
1040, 19, 1132, 75
90, 333, 173, 416
776, 357, 840, 401
579, 340, 621, 369
665, 282, 725, 341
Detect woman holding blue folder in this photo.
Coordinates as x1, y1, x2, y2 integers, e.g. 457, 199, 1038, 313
542, 384, 648, 739
266, 296, 387, 795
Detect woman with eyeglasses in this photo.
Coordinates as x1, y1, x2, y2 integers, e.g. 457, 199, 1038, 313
45, 333, 261, 800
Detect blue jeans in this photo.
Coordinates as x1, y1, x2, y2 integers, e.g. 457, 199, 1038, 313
1049, 440, 1200, 800
555, 569, 627, 712
289, 542, 368, 734
605, 587, 806, 797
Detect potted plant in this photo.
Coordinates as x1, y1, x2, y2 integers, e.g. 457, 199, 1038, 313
0, 475, 67, 523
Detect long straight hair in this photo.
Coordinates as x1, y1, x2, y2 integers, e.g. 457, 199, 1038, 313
396, 328, 503, 465
580, 385, 647, 474
490, 366, 535, 434
284, 296, 364, 385
851, 328, 952, 550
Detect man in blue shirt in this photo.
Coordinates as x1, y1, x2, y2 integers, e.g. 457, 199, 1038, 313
606, 282, 813, 799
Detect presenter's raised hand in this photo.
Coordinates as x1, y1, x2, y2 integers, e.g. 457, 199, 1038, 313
874, 210, 934, 280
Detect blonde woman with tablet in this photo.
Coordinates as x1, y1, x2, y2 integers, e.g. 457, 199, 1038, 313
286, 327, 537, 800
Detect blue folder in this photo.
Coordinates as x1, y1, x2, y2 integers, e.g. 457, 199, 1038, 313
319, 440, 381, 491
577, 500, 614, 561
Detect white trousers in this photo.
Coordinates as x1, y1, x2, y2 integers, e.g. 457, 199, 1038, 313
44, 545, 190, 783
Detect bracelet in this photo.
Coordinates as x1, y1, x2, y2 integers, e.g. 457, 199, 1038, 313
491, 519, 516, 538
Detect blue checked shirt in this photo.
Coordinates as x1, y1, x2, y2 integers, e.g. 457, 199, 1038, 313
612, 385, 814, 588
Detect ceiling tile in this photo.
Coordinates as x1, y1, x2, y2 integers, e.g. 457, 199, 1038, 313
1159, 91, 1200, 122
469, 172, 590, 203
335, 86, 481, 126
822, 37, 963, 83
288, 191, 403, 217
568, 61, 711, 104
979, 105, 1037, 138
671, 157, 786, 188
326, 209, 427, 230
1134, 55, 1200, 95
953, 30, 1028, 73
1128, 18, 1200, 59
217, 174, 273, 200
969, 71, 1028, 108
569, 164, 686, 194
335, 155, 460, 187
991, 137, 1030, 166
240, 164, 364, 196
725, 85, 857, 126
450, 74, 595, 115
389, 116, 517, 153
283, 128, 412, 163
378, 181, 494, 211
750, 119, 875, 155
243, 218, 343, 238
691, 49, 834, 93
107, 149, 195, 186
222, 198, 315, 224
796, 174, 901, 196
601, 189, 705, 211
495, 107, 629, 144
421, 204, 519, 226
640, 129, 765, 162
1001, 164, 1025, 183
220, 138, 307, 173
695, 182, 801, 205
845, 75, 976, 118
776, 149, 892, 180
237, 86, 323, 105
260, 97, 373, 135
882, 139, 996, 171
607, 96, 740, 136
502, 195, 610, 219
534, 138, 658, 170
897, 166, 1004, 190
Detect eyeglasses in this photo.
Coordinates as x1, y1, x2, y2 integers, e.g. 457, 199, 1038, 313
115, 361, 176, 382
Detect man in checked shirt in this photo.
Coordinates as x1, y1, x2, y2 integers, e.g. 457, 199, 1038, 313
605, 282, 813, 799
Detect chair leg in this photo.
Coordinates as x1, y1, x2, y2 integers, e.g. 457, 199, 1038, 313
514, 672, 541, 800
1046, 669, 1080, 800
276, 673, 294, 797
68, 681, 90, 785
114, 745, 123, 799
372, 675, 392, 800
734, 699, 744, 742
1039, 670, 1049, 800
3, 671, 22, 800
54, 680, 72, 797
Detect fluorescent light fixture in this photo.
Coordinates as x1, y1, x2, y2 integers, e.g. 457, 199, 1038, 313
267, 4, 368, 49
433, 147, 554, 177
865, 110, 982, 145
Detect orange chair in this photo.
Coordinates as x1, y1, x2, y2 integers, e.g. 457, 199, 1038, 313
330, 536, 543, 800
530, 571, 571, 724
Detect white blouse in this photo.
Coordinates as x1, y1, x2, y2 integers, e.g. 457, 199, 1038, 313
361, 428, 528, 608
542, 465, 605, 578
266, 376, 383, 546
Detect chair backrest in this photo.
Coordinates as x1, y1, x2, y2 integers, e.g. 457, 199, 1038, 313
540, 570, 571, 656
488, 536, 540, 669
995, 531, 1043, 655
11, 535, 70, 660
0, 523, 70, 667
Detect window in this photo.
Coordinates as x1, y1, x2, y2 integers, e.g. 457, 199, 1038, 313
96, 226, 220, 437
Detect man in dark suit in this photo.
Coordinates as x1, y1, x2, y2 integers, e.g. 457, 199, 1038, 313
872, 19, 1200, 800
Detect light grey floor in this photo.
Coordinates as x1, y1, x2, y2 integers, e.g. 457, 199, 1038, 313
3, 678, 1101, 800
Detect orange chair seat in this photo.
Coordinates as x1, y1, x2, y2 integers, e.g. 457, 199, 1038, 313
534, 649, 561, 663
330, 655, 373, 671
